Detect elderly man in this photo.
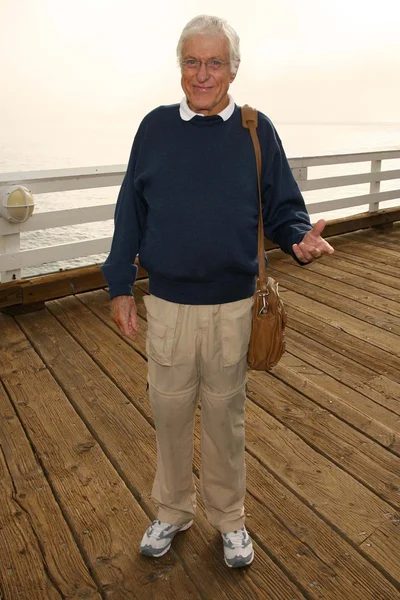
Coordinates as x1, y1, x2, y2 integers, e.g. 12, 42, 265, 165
102, 15, 334, 568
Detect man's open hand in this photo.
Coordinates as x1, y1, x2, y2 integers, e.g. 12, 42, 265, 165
111, 295, 139, 341
292, 219, 334, 263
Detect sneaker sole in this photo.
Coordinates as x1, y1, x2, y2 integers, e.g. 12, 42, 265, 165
140, 520, 194, 558
224, 549, 254, 568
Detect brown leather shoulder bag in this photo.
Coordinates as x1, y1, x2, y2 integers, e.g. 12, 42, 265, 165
242, 105, 287, 370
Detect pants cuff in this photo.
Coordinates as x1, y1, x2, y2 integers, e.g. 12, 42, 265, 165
209, 513, 246, 533
157, 506, 195, 527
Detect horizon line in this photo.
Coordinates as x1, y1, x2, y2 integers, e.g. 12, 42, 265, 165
276, 121, 400, 126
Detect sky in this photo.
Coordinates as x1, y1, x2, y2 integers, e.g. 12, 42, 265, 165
0, 0, 399, 159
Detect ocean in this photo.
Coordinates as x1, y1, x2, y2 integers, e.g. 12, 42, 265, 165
1, 122, 399, 278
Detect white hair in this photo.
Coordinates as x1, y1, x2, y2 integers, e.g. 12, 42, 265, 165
177, 15, 241, 75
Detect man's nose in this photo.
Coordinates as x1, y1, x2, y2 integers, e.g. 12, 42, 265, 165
196, 62, 210, 83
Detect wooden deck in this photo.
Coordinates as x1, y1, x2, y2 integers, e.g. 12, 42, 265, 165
0, 225, 399, 600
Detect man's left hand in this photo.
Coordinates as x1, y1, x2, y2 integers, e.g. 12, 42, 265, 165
292, 219, 334, 263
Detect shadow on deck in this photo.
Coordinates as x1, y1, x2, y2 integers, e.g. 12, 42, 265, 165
0, 225, 400, 600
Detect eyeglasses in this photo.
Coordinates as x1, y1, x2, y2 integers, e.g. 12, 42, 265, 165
181, 59, 230, 72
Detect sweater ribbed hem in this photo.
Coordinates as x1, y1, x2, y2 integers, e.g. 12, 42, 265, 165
148, 274, 256, 305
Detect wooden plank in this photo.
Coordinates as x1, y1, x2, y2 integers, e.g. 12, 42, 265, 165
282, 304, 400, 385
192, 425, 400, 600
280, 287, 400, 357
321, 208, 400, 238
18, 302, 305, 600
284, 319, 400, 410
326, 248, 400, 281
0, 315, 203, 600
85, 285, 400, 598
0, 451, 62, 600
287, 329, 399, 412
328, 236, 400, 269
0, 204, 115, 235
269, 259, 400, 318
335, 224, 400, 240
299, 169, 400, 191
244, 399, 397, 543
360, 518, 400, 585
22, 265, 108, 304
1, 301, 46, 316
276, 257, 400, 300
246, 369, 400, 507
276, 242, 400, 283
0, 165, 125, 194
0, 261, 147, 311
306, 191, 400, 215
352, 223, 400, 237
389, 222, 400, 235
0, 237, 113, 272
77, 287, 150, 364
0, 164, 125, 183
0, 265, 106, 311
51, 295, 152, 424
244, 451, 400, 600
289, 150, 400, 167
0, 284, 23, 309
0, 381, 101, 600
270, 267, 400, 341
283, 327, 400, 422
346, 229, 400, 252
336, 227, 400, 248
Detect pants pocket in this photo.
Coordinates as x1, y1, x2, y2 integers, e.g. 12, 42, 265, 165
144, 295, 179, 366
220, 297, 253, 367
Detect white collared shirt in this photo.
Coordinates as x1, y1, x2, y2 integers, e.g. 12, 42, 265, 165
179, 95, 235, 121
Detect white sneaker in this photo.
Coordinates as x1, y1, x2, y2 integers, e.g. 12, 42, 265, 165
222, 526, 254, 568
140, 519, 193, 557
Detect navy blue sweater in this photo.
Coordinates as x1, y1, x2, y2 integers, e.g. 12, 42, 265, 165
102, 104, 312, 304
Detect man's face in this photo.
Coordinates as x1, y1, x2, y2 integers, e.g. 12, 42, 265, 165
180, 34, 236, 116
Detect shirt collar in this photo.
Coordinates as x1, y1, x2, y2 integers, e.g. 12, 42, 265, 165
179, 95, 235, 121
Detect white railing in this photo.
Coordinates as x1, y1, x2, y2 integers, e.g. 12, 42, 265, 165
0, 149, 399, 283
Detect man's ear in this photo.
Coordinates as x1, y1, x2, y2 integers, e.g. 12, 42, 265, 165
230, 73, 236, 83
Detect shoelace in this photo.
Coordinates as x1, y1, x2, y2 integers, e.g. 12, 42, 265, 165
150, 520, 173, 537
224, 528, 245, 547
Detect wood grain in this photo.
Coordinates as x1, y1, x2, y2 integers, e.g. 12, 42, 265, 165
280, 288, 400, 357
247, 370, 400, 507
0, 381, 101, 600
280, 334, 400, 444
269, 267, 400, 337
16, 302, 305, 600
0, 315, 202, 600
1, 225, 399, 598
286, 311, 400, 388
83, 282, 400, 595
269, 258, 400, 318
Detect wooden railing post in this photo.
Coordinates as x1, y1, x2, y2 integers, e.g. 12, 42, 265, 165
0, 229, 21, 282
369, 160, 382, 212
292, 167, 308, 182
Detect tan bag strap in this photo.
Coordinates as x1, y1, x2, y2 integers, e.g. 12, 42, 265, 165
241, 105, 267, 292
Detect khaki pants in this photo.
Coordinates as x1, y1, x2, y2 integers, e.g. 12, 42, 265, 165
144, 294, 253, 534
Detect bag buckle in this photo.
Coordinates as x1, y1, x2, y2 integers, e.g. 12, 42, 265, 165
258, 290, 269, 316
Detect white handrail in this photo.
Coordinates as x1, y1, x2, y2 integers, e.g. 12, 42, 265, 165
0, 165, 125, 195
289, 149, 400, 167
1, 148, 399, 282
0, 204, 115, 235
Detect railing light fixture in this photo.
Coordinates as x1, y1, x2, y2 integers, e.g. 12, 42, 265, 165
0, 185, 35, 223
